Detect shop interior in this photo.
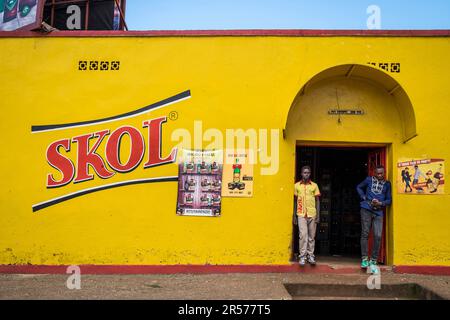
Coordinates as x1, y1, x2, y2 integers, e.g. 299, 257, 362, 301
292, 146, 380, 262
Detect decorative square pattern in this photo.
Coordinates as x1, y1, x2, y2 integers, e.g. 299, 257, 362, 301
78, 60, 120, 71
367, 62, 401, 73
78, 61, 87, 71
89, 61, 98, 71
111, 61, 120, 71
378, 62, 389, 71
100, 61, 110, 71
390, 63, 400, 73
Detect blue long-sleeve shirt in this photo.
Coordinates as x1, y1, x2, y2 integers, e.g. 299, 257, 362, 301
356, 176, 392, 216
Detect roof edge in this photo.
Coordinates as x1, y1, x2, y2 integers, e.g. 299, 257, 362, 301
1, 29, 450, 38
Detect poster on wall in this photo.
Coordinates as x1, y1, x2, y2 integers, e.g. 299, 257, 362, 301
0, 0, 44, 31
222, 149, 254, 197
176, 149, 223, 217
397, 158, 445, 194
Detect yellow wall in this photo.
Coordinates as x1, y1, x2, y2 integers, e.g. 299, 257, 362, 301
0, 35, 449, 266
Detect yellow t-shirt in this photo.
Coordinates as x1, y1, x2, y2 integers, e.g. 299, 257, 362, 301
294, 180, 321, 218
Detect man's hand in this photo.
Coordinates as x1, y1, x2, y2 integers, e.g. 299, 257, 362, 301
315, 216, 320, 224
371, 199, 382, 206
371, 199, 382, 210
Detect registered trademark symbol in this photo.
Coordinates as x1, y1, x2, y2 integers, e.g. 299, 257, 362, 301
168, 111, 178, 121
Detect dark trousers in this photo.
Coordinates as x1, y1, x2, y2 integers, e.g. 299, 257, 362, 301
360, 208, 383, 261
405, 180, 412, 191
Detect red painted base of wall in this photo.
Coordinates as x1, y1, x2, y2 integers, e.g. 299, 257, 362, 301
0, 264, 381, 275
0, 264, 448, 275
393, 266, 450, 276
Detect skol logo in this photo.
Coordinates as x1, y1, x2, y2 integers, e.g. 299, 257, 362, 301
45, 116, 177, 188
31, 90, 191, 212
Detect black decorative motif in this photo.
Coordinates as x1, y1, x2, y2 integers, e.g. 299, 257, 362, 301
111, 61, 120, 71
100, 61, 109, 71
78, 60, 120, 71
89, 61, 98, 70
367, 62, 401, 73
78, 61, 87, 71
390, 63, 400, 73
378, 63, 389, 71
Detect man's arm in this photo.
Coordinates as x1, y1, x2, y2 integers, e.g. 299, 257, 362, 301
293, 183, 298, 225
315, 196, 320, 223
382, 182, 392, 206
356, 178, 368, 200
294, 184, 298, 204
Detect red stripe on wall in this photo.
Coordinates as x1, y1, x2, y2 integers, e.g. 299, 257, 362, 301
0, 264, 385, 275
1, 264, 448, 275
1, 29, 450, 38
393, 266, 450, 276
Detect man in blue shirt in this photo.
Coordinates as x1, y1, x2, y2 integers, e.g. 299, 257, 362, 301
356, 165, 392, 272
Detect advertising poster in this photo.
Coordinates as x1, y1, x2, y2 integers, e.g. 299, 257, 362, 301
0, 0, 43, 31
397, 158, 445, 194
176, 149, 223, 217
222, 149, 254, 197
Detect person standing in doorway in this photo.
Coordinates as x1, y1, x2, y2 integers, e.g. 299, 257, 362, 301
356, 165, 392, 274
294, 166, 321, 266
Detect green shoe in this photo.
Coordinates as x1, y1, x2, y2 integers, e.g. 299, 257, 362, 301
369, 259, 379, 274
361, 257, 369, 269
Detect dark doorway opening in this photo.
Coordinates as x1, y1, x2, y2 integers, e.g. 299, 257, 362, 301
292, 146, 386, 263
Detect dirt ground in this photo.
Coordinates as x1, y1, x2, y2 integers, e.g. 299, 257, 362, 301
1, 272, 449, 300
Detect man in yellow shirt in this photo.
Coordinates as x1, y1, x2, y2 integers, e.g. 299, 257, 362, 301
294, 166, 321, 266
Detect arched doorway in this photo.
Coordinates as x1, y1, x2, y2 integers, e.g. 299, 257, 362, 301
285, 64, 416, 265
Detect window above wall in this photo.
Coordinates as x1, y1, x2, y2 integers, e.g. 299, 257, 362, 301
0, 0, 127, 32
43, 0, 127, 31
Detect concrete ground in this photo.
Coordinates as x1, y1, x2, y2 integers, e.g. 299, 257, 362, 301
1, 272, 449, 300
